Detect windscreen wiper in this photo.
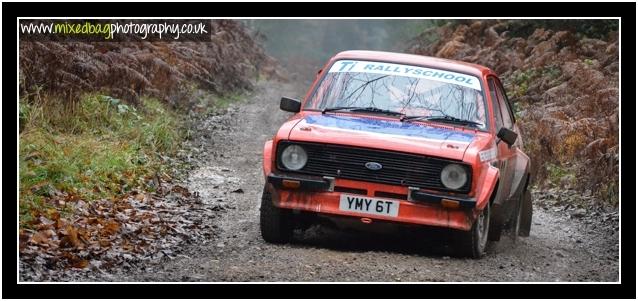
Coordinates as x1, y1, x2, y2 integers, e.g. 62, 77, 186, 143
322, 106, 404, 116
322, 106, 359, 113
400, 114, 483, 127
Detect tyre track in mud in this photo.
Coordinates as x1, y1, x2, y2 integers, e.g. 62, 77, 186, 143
116, 80, 618, 282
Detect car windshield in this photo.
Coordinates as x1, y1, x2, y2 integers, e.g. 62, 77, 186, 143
305, 59, 488, 130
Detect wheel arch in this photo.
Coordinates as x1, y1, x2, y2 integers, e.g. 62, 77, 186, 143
475, 165, 499, 210
263, 139, 274, 177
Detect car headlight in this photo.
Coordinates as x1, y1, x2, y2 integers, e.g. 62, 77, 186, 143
280, 144, 308, 170
440, 164, 468, 190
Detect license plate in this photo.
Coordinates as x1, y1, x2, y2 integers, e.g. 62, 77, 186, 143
339, 194, 399, 217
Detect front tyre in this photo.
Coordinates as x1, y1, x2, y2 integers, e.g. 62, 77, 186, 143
259, 186, 293, 244
456, 201, 490, 259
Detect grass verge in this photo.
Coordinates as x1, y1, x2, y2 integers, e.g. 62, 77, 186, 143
19, 94, 183, 227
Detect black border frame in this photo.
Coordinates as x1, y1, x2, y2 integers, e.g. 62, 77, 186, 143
3, 1, 635, 299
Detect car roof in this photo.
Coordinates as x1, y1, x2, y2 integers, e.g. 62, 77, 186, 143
331, 50, 493, 77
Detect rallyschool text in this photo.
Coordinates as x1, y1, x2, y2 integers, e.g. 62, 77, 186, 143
328, 60, 481, 91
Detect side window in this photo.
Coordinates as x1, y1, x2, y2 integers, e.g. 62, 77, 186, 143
488, 78, 504, 131
494, 79, 515, 128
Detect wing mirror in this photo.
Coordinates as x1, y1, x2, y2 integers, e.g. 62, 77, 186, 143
280, 97, 301, 113
497, 127, 518, 147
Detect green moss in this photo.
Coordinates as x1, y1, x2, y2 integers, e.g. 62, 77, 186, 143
191, 90, 246, 115
599, 180, 619, 206
213, 93, 243, 109
507, 66, 563, 100
545, 162, 576, 188
508, 69, 534, 99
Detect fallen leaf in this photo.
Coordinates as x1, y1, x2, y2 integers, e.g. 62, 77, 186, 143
44, 229, 56, 238
39, 216, 55, 226
47, 208, 60, 221
35, 220, 54, 231
19, 232, 29, 251
65, 193, 79, 202
70, 258, 89, 269
77, 229, 91, 245
171, 185, 191, 197
55, 218, 68, 230
60, 225, 82, 249
30, 231, 49, 245
104, 221, 120, 235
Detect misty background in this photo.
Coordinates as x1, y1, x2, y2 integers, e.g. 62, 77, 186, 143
244, 19, 442, 85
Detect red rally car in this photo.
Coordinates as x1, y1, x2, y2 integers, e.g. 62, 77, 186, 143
260, 50, 533, 258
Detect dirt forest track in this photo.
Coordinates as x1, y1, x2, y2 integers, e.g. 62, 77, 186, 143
91, 80, 618, 282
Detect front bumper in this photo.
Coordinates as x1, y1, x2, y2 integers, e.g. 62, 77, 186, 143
266, 173, 476, 231
268, 173, 333, 191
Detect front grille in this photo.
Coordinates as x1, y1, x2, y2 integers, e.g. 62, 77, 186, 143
276, 141, 472, 193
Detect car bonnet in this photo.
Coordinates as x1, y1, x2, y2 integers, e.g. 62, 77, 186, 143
288, 114, 476, 160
